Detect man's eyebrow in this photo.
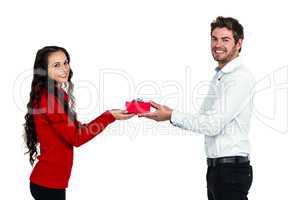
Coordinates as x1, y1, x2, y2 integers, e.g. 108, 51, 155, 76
221, 36, 232, 40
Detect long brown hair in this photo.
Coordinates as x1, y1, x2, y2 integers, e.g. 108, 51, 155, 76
24, 46, 77, 165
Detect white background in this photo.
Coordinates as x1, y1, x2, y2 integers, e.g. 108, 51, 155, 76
0, 0, 299, 199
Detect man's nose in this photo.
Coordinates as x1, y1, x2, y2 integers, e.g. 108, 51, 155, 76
214, 40, 223, 48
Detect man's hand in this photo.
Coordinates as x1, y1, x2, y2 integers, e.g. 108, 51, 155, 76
138, 101, 173, 121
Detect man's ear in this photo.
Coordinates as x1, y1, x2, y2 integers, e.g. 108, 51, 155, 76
236, 39, 243, 51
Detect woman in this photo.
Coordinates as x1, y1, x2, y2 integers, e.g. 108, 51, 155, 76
24, 46, 134, 200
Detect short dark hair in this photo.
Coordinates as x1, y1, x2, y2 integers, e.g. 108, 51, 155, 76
211, 16, 244, 52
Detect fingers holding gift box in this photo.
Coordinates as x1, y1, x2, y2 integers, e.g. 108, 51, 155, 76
125, 99, 151, 114
138, 101, 173, 121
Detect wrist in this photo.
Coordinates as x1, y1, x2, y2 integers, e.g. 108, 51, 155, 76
167, 109, 173, 120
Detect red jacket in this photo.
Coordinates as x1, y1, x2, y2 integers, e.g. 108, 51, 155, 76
30, 88, 115, 189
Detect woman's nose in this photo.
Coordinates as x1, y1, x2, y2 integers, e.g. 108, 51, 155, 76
62, 65, 69, 72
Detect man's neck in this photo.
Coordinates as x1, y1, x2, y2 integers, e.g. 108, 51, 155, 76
218, 54, 239, 69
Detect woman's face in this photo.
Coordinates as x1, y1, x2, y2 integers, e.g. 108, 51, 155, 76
47, 51, 70, 83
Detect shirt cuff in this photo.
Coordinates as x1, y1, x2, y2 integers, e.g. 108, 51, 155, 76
170, 110, 183, 127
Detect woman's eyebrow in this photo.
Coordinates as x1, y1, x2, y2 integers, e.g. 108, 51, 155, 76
49, 61, 61, 66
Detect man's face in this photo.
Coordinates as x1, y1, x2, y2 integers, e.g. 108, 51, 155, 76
211, 27, 242, 67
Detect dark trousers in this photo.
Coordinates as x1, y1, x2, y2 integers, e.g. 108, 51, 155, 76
30, 182, 66, 200
206, 161, 253, 200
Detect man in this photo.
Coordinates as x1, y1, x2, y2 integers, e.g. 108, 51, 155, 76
139, 16, 255, 200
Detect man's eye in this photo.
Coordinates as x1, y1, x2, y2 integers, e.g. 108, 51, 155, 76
54, 63, 60, 68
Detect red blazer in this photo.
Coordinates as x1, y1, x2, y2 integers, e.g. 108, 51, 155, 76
30, 88, 115, 189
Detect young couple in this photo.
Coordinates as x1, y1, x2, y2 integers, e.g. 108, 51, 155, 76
24, 16, 254, 200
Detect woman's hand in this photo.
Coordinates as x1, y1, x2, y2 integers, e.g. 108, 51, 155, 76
109, 109, 135, 120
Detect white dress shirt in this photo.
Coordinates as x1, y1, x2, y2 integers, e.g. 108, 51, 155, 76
170, 56, 255, 158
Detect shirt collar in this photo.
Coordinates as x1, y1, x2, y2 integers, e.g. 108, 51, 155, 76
214, 56, 243, 74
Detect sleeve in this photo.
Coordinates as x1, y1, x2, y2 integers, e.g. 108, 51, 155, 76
40, 92, 116, 147
170, 74, 254, 136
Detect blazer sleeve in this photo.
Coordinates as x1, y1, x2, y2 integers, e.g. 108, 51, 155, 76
39, 92, 116, 147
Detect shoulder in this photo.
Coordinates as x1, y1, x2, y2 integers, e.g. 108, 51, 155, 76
39, 89, 65, 113
227, 65, 255, 85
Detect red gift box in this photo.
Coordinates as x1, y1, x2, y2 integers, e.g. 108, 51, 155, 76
125, 100, 151, 114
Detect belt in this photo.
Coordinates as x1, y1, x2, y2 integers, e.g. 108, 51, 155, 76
207, 156, 249, 167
